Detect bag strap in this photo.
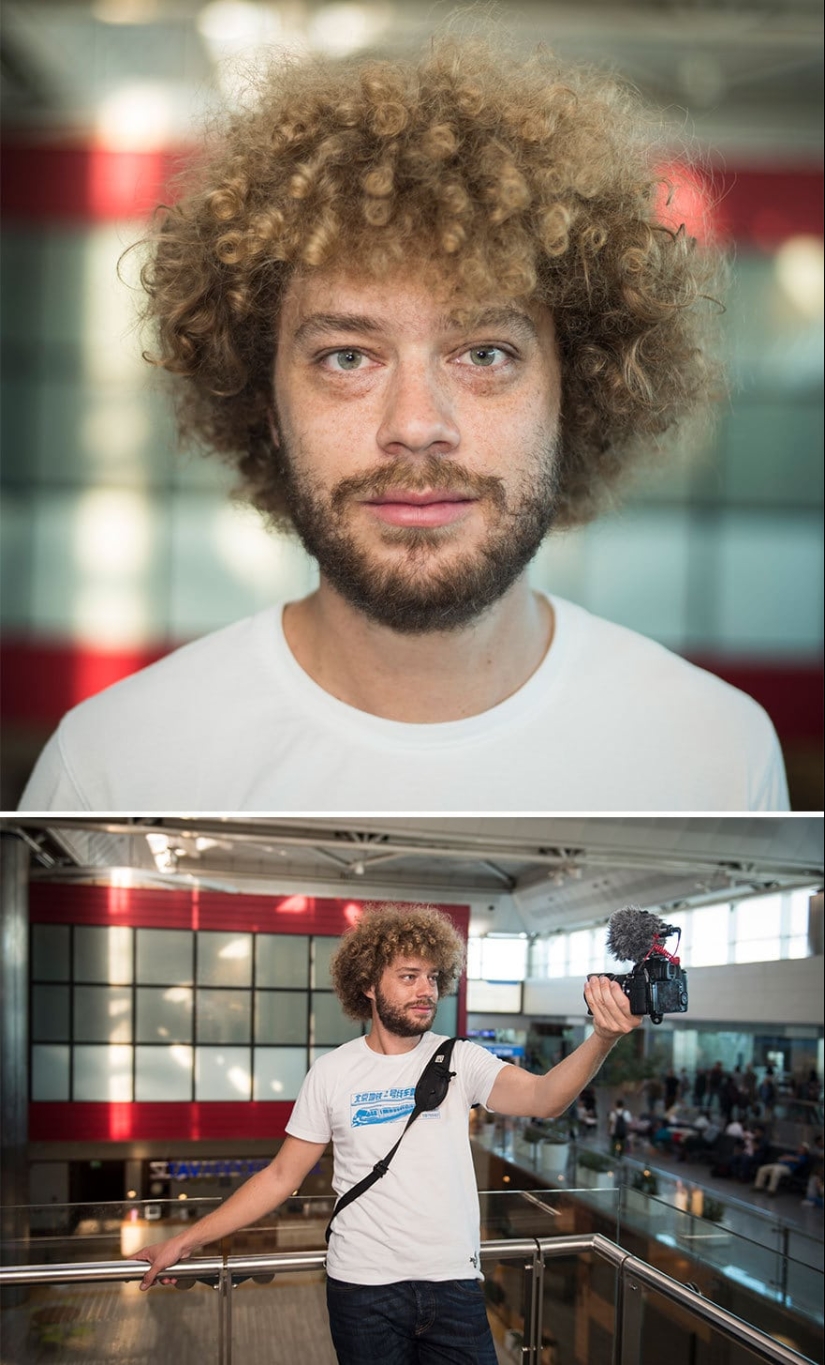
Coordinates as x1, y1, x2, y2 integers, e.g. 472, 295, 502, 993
324, 1037, 460, 1243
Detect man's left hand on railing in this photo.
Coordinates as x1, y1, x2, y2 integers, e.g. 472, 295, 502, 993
134, 1231, 196, 1290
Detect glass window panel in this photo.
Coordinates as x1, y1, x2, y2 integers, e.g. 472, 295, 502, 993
736, 896, 782, 940
135, 1045, 193, 1101
196, 931, 252, 987
734, 937, 782, 964
789, 889, 815, 937
74, 926, 133, 983
31, 925, 70, 981
256, 935, 309, 989
787, 935, 809, 959
31, 1044, 70, 1100
688, 907, 730, 967
136, 986, 193, 1043
196, 989, 250, 1043
32, 985, 70, 1041
73, 1044, 133, 1101
74, 986, 133, 1042
715, 512, 823, 654
480, 938, 527, 982
466, 981, 522, 1013
545, 937, 567, 978
466, 939, 482, 979
255, 990, 308, 1044
312, 937, 340, 989
253, 1047, 308, 1101
195, 1046, 251, 1100
312, 993, 363, 1045
136, 929, 193, 985
579, 509, 691, 650
568, 930, 591, 974
433, 994, 458, 1036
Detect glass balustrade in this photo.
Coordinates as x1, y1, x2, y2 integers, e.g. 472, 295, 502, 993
2, 1190, 820, 1365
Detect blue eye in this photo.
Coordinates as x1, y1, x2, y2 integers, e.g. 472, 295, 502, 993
331, 350, 364, 370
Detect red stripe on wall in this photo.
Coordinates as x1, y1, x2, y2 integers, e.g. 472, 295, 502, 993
1, 143, 187, 222
2, 143, 822, 241
3, 144, 819, 242
29, 883, 471, 943
29, 1101, 295, 1143
5, 636, 821, 744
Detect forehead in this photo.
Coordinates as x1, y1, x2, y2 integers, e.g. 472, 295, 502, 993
277, 265, 552, 344
385, 955, 439, 974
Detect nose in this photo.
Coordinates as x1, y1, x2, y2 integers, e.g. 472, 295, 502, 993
376, 359, 460, 458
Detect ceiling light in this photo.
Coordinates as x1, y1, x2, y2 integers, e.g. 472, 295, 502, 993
96, 82, 175, 152
308, 4, 390, 57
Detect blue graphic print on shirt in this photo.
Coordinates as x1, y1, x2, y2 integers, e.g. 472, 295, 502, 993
350, 1085, 416, 1127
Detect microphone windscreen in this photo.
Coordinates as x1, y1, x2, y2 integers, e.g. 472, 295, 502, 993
606, 906, 669, 962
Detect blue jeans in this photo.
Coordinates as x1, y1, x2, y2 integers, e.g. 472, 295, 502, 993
326, 1275, 499, 1363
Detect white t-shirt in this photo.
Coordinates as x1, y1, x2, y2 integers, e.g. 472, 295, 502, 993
286, 1033, 506, 1284
19, 595, 789, 811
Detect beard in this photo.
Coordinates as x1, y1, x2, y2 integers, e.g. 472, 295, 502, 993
276, 436, 560, 634
373, 985, 436, 1038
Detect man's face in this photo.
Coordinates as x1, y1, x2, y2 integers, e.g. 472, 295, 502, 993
366, 956, 440, 1038
272, 267, 562, 632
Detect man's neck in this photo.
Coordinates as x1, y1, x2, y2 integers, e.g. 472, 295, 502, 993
365, 1025, 427, 1056
282, 577, 554, 723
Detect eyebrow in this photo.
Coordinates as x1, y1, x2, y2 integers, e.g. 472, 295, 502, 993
291, 305, 539, 348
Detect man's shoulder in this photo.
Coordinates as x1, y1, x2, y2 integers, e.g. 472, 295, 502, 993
68, 609, 282, 714
19, 607, 289, 810
554, 596, 773, 726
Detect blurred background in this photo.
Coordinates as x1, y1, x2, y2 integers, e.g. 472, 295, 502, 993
1, 0, 822, 810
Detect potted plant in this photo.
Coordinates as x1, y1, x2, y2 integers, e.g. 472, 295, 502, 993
624, 1167, 662, 1216
700, 1195, 725, 1224
521, 1119, 570, 1176
574, 1148, 615, 1188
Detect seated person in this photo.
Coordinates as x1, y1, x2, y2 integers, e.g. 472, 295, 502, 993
730, 1126, 769, 1182
678, 1112, 722, 1161
753, 1144, 811, 1194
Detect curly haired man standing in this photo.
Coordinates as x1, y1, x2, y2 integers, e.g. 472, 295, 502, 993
21, 38, 787, 811
135, 904, 643, 1362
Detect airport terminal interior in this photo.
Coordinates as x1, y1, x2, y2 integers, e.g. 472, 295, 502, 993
1, 0, 823, 810
1, 3, 823, 1364
1, 815, 823, 1364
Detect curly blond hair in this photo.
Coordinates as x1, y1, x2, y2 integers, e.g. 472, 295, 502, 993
140, 37, 720, 529
330, 903, 465, 1021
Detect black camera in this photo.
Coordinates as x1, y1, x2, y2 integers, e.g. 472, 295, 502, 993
586, 907, 689, 1025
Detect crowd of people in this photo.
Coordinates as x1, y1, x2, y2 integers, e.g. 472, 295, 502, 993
573, 1063, 824, 1209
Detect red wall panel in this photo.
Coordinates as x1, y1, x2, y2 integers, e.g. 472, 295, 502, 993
29, 1101, 294, 1143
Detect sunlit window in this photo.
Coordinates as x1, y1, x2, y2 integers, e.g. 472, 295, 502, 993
480, 936, 527, 982
686, 905, 731, 967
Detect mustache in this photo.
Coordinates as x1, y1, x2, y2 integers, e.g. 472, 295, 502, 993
330, 455, 507, 515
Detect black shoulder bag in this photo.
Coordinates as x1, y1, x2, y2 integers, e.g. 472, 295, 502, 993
324, 1036, 460, 1243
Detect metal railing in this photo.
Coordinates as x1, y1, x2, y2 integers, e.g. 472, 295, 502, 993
0, 1232, 816, 1365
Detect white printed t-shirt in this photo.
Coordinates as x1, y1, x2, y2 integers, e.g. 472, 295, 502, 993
19, 595, 789, 811
286, 1034, 506, 1285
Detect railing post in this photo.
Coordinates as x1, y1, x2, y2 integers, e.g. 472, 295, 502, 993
615, 1263, 644, 1365
779, 1225, 790, 1307
217, 1264, 232, 1365
519, 1243, 544, 1364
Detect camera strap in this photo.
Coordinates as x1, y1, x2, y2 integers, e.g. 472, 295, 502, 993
324, 1036, 460, 1243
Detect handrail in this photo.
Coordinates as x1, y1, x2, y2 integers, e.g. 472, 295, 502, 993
0, 1232, 814, 1365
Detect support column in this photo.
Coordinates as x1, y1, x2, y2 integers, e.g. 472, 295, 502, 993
1, 832, 30, 1303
